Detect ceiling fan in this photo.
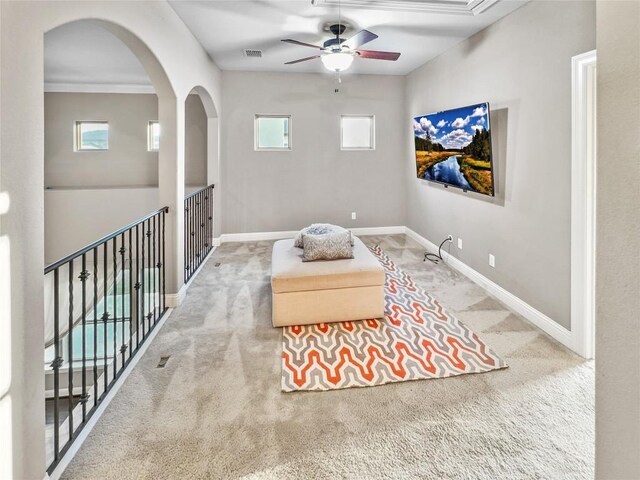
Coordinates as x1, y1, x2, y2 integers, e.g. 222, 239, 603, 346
281, 23, 401, 74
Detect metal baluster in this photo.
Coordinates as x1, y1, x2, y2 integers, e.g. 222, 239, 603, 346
189, 196, 193, 281
128, 228, 134, 361
162, 210, 166, 312
187, 196, 191, 282
152, 214, 157, 325
112, 237, 118, 380
93, 248, 98, 407
146, 219, 152, 331
195, 192, 200, 272
52, 268, 61, 460
191, 195, 195, 278
200, 189, 204, 265
206, 186, 211, 255
198, 191, 202, 267
184, 198, 188, 283
103, 242, 108, 396
80, 254, 89, 420
120, 233, 127, 366
135, 224, 141, 348
141, 220, 146, 339
68, 261, 74, 438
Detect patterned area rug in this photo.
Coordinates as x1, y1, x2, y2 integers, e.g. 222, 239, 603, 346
281, 246, 508, 392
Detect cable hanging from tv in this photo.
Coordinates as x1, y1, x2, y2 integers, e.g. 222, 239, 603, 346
424, 236, 452, 264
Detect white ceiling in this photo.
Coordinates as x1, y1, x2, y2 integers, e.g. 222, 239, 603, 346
169, 0, 527, 75
43, 0, 527, 87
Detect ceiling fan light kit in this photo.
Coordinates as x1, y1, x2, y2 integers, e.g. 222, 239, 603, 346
321, 51, 354, 72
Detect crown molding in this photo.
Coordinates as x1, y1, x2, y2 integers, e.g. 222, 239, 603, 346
311, 0, 499, 16
44, 83, 155, 94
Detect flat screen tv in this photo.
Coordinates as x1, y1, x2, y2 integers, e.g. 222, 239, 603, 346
413, 102, 494, 196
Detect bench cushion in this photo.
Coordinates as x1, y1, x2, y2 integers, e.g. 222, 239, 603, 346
271, 237, 384, 294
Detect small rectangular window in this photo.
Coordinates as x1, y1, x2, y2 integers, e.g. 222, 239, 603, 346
255, 115, 291, 151
148, 121, 160, 151
75, 121, 109, 151
341, 115, 375, 150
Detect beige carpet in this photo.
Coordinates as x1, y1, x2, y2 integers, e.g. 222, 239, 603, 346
62, 234, 594, 480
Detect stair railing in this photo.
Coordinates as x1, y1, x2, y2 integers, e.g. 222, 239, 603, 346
44, 206, 168, 474
184, 184, 214, 283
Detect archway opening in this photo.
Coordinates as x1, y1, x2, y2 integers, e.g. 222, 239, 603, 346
42, 19, 176, 474
183, 86, 219, 282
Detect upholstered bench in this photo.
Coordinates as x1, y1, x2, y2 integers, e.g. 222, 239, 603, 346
271, 236, 385, 327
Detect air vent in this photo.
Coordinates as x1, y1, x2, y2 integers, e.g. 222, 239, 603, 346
243, 49, 263, 58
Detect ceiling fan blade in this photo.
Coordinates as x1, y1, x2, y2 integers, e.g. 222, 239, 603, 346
285, 55, 321, 65
281, 39, 324, 50
341, 29, 378, 49
355, 49, 401, 61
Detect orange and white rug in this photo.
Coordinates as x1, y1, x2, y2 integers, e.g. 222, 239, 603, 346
281, 246, 507, 392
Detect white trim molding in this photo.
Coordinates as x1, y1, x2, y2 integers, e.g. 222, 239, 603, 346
213, 225, 579, 355
165, 247, 216, 307
404, 227, 577, 355
311, 0, 499, 16
217, 226, 405, 244
44, 83, 155, 94
165, 286, 187, 308
571, 50, 597, 359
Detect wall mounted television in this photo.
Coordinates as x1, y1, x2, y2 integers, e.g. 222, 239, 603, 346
413, 102, 494, 196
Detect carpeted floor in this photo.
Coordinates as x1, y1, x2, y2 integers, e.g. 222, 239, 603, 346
62, 234, 594, 480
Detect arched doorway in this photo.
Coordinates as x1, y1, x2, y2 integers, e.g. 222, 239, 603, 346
183, 86, 219, 282
1, 3, 221, 478
40, 18, 178, 478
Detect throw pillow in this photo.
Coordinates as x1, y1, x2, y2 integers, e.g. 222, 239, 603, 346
294, 223, 353, 248
302, 231, 354, 262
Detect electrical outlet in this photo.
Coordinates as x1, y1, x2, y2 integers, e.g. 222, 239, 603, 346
489, 254, 495, 268
457, 238, 463, 249
351, 212, 357, 220
447, 234, 453, 242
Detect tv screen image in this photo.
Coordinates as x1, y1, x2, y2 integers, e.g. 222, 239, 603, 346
413, 102, 494, 196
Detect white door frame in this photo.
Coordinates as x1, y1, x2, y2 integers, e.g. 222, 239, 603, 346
571, 50, 597, 359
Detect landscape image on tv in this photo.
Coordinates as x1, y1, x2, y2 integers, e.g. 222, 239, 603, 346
413, 102, 494, 196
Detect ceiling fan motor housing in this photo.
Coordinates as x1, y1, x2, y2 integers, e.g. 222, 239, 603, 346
324, 23, 347, 49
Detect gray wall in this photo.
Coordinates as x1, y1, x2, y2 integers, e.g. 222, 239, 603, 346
44, 187, 159, 263
404, 0, 595, 329
185, 93, 208, 186
44, 92, 207, 188
220, 71, 406, 234
595, 1, 640, 478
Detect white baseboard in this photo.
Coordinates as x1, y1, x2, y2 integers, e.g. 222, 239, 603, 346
209, 225, 577, 355
404, 227, 576, 354
220, 230, 298, 243
165, 286, 186, 308
217, 226, 405, 244
352, 226, 405, 236
164, 248, 216, 307
47, 308, 174, 480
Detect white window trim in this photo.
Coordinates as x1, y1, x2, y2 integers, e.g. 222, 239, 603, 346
74, 121, 109, 152
254, 114, 292, 151
147, 120, 160, 152
341, 115, 375, 151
